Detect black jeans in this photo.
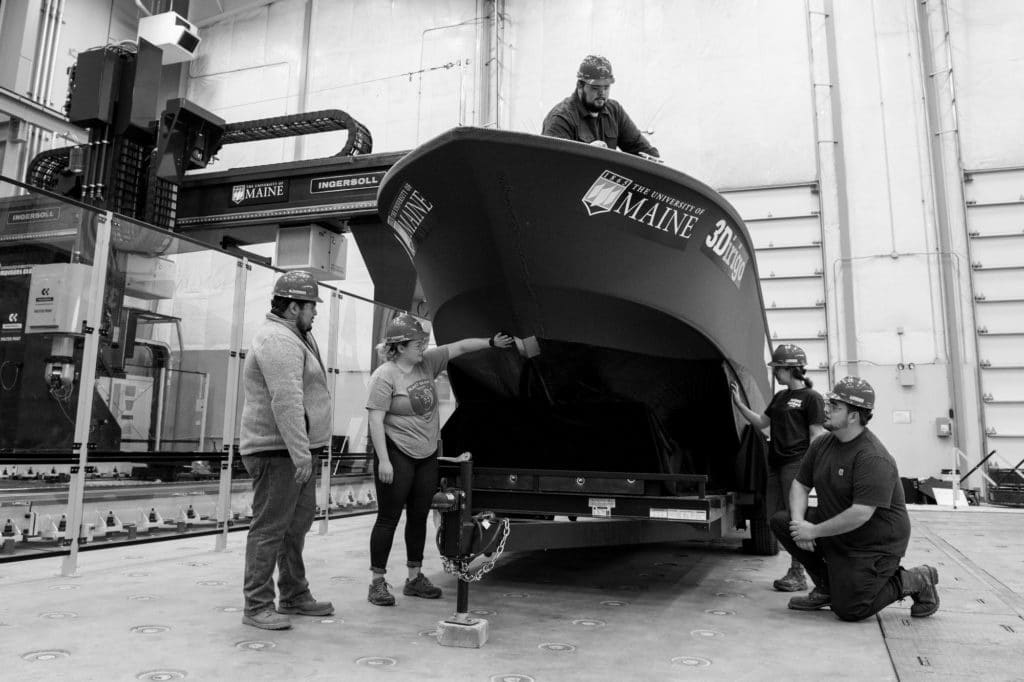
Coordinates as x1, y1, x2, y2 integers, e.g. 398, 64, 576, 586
770, 510, 906, 622
766, 460, 803, 516
767, 460, 804, 568
369, 438, 439, 574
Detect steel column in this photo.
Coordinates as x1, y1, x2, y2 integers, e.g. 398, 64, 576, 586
215, 258, 248, 551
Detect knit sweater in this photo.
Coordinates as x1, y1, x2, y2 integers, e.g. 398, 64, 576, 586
239, 313, 331, 461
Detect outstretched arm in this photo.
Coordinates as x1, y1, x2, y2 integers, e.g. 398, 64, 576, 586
444, 332, 518, 360
730, 381, 770, 430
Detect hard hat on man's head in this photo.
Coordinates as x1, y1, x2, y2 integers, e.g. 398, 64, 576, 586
273, 270, 323, 302
768, 344, 807, 368
577, 55, 615, 85
382, 313, 429, 344
827, 376, 876, 410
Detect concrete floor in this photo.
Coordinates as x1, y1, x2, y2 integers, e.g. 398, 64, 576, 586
2, 507, 1023, 681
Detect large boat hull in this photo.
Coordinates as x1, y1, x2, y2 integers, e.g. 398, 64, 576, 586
378, 128, 771, 491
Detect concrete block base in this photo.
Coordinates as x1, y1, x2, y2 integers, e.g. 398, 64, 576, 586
436, 615, 489, 648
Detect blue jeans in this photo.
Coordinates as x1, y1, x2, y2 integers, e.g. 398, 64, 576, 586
369, 439, 439, 574
242, 454, 317, 615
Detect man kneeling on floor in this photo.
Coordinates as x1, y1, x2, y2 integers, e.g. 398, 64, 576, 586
769, 376, 939, 622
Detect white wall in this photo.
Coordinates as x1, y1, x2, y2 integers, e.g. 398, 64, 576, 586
504, 0, 819, 189
819, 0, 1022, 478
949, 0, 1024, 170
822, 0, 952, 475
187, 0, 484, 169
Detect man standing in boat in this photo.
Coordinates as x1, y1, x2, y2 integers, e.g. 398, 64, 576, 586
542, 55, 659, 159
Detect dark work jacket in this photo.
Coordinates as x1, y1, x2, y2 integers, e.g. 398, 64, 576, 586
542, 90, 659, 157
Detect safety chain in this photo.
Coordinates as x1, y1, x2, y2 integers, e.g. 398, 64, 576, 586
441, 517, 511, 583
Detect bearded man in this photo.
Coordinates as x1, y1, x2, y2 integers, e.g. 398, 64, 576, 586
542, 55, 658, 158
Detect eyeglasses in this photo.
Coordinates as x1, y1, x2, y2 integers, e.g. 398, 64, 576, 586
827, 399, 846, 409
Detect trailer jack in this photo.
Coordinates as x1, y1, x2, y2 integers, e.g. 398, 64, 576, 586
431, 454, 509, 648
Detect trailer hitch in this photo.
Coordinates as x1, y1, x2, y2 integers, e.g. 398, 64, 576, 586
432, 454, 510, 583
430, 453, 510, 647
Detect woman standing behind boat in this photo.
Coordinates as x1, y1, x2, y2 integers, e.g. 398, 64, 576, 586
365, 313, 516, 606
731, 344, 826, 592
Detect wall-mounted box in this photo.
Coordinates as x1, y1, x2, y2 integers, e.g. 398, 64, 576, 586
275, 225, 346, 281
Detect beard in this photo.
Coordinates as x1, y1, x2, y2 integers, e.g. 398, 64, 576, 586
579, 88, 607, 113
582, 95, 606, 113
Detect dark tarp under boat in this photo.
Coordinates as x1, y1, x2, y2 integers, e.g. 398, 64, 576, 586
377, 127, 772, 495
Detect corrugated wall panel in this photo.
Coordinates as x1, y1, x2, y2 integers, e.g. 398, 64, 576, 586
963, 167, 1024, 467
721, 184, 831, 390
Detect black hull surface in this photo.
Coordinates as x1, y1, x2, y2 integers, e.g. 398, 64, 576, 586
378, 128, 772, 493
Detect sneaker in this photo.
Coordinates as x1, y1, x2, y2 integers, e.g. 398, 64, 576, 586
788, 588, 831, 611
773, 566, 808, 592
277, 599, 334, 616
368, 578, 396, 606
242, 608, 291, 630
403, 573, 442, 599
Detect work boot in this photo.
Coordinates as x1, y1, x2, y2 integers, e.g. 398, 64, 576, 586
901, 565, 939, 618
403, 573, 442, 599
773, 566, 808, 592
787, 588, 831, 611
242, 608, 291, 630
368, 577, 396, 606
277, 598, 334, 616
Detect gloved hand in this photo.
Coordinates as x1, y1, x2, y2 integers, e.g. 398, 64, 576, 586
489, 332, 515, 349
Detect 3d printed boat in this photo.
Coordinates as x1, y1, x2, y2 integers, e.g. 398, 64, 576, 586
378, 127, 772, 493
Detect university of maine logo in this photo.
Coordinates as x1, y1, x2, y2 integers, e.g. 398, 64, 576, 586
581, 171, 632, 216
230, 180, 287, 205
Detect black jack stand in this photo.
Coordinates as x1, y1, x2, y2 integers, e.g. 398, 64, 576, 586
436, 457, 489, 648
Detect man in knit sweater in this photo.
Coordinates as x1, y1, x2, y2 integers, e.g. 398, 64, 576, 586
239, 270, 334, 630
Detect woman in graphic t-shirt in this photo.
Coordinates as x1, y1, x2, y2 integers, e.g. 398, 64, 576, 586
364, 313, 515, 606
731, 344, 826, 593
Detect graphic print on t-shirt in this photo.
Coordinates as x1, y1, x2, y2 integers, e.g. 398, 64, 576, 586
786, 397, 804, 409
406, 377, 437, 416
